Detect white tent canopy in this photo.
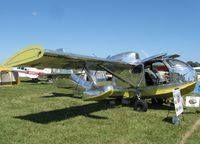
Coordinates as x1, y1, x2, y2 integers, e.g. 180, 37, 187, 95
0, 71, 19, 85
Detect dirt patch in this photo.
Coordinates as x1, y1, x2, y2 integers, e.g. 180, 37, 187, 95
180, 117, 200, 144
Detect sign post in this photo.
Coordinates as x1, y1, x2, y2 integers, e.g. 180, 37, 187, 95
172, 88, 183, 124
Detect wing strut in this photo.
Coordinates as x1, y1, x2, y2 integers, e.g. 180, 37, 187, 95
84, 64, 98, 86
74, 67, 85, 91
98, 65, 135, 88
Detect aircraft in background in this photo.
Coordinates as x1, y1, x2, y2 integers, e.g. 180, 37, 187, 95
1, 45, 198, 112
12, 67, 73, 82
12, 66, 109, 83
193, 67, 200, 80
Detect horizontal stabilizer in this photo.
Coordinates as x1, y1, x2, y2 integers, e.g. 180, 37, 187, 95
53, 74, 93, 91
53, 78, 86, 91
70, 74, 93, 90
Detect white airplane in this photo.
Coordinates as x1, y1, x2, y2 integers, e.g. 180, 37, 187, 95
12, 67, 73, 81
193, 67, 200, 80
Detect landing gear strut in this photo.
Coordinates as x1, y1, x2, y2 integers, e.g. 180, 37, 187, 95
133, 90, 148, 112
151, 98, 164, 105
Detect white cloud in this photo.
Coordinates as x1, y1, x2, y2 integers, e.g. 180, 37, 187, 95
31, 12, 38, 16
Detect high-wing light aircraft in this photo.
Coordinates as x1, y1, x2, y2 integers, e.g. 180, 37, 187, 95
12, 66, 73, 82
1, 45, 198, 111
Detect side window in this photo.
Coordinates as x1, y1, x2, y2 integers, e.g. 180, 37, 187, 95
132, 64, 143, 73
152, 62, 170, 83
145, 61, 169, 85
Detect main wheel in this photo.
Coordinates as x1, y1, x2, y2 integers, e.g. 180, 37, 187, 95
134, 99, 148, 112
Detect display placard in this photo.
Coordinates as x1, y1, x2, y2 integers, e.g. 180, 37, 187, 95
185, 96, 200, 107
173, 89, 183, 116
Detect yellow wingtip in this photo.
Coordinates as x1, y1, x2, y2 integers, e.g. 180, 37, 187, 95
2, 45, 44, 67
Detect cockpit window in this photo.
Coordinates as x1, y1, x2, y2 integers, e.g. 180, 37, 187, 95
166, 59, 197, 84
132, 64, 143, 73
144, 61, 169, 85
167, 59, 188, 68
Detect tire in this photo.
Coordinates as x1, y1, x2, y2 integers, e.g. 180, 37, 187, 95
134, 99, 148, 112
32, 78, 39, 82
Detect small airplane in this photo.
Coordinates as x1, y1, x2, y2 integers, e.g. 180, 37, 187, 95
1, 45, 198, 111
11, 67, 73, 82
193, 67, 200, 80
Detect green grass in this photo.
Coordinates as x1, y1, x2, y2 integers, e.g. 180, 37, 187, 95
0, 81, 200, 144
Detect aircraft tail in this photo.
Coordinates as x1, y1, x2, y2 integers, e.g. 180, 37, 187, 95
70, 74, 114, 101
53, 74, 93, 90
54, 73, 114, 101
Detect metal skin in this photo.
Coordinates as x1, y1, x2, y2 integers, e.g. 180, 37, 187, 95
2, 45, 198, 101
111, 55, 197, 100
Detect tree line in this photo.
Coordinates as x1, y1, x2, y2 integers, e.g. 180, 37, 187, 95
187, 61, 200, 67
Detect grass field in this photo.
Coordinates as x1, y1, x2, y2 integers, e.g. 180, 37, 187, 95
0, 80, 200, 144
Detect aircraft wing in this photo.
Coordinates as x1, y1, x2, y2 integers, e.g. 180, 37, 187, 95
2, 45, 141, 101
1, 45, 44, 67
141, 53, 167, 64
2, 45, 136, 71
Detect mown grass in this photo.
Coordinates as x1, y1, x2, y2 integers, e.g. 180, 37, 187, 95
0, 80, 200, 144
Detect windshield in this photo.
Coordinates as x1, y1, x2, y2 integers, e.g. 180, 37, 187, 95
166, 59, 197, 84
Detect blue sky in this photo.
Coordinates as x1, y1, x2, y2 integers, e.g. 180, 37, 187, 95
0, 0, 200, 63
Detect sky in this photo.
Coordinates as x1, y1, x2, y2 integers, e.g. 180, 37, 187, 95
0, 0, 200, 64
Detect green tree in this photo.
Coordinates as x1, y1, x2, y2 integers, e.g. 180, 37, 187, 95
187, 61, 200, 67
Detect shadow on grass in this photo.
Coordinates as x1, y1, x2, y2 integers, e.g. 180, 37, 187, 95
20, 80, 38, 84
15, 99, 178, 124
183, 110, 200, 114
148, 103, 174, 111
14, 100, 119, 124
21, 79, 52, 85
41, 92, 81, 99
162, 117, 173, 124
